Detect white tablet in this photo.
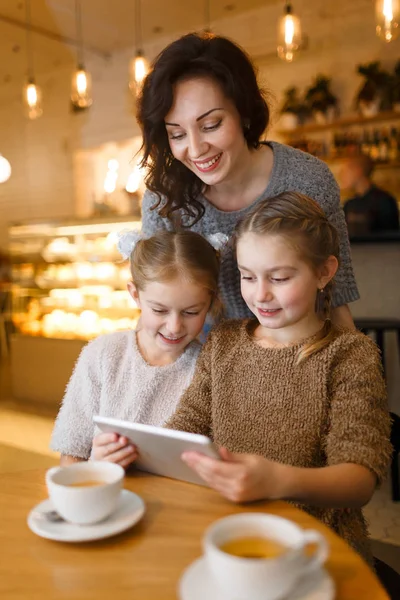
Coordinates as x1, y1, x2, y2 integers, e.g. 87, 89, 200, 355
93, 416, 219, 487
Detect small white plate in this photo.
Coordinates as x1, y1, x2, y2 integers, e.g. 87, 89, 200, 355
27, 489, 145, 542
178, 557, 335, 600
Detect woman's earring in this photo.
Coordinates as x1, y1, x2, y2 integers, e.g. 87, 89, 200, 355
243, 118, 250, 131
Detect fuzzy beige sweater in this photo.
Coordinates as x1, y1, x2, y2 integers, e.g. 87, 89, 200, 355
166, 319, 392, 565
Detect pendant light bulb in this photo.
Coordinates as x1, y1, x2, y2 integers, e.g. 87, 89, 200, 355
71, 1, 92, 109
22, 79, 43, 120
277, 2, 302, 62
129, 52, 149, 93
0, 155, 12, 184
375, 0, 400, 42
129, 0, 149, 96
23, 0, 42, 119
71, 65, 93, 108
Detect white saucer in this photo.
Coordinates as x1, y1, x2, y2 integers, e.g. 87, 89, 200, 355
178, 557, 335, 600
27, 489, 145, 542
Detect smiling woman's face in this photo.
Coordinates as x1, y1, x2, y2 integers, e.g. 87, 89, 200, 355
164, 76, 248, 186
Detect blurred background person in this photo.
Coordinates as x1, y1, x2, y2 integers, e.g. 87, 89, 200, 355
341, 155, 399, 236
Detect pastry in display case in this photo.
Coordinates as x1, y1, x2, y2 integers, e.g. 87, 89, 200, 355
9, 216, 141, 340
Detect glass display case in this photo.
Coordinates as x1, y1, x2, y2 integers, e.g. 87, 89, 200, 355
9, 216, 141, 341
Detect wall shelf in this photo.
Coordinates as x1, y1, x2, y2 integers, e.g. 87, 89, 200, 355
324, 159, 400, 170
277, 111, 400, 137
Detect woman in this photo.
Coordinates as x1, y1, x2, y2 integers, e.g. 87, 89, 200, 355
137, 32, 358, 326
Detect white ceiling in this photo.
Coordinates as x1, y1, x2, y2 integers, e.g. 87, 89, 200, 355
0, 0, 279, 88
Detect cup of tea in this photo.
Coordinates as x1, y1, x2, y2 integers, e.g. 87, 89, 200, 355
203, 513, 329, 600
45, 461, 124, 525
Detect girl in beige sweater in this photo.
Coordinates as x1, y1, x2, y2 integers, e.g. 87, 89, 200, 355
166, 191, 391, 563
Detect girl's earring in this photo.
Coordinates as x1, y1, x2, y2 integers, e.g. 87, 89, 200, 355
315, 287, 325, 316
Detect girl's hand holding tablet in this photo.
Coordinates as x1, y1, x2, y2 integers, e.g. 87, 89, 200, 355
182, 448, 284, 503
91, 432, 138, 468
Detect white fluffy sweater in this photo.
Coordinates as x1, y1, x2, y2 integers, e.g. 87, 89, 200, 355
50, 330, 201, 459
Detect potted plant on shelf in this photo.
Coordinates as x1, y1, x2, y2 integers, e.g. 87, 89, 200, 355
355, 61, 391, 117
304, 75, 338, 124
279, 86, 309, 130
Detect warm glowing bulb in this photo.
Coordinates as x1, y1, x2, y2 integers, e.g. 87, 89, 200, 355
71, 66, 93, 108
384, 0, 394, 19
384, 0, 394, 41
76, 71, 88, 94
22, 81, 43, 119
0, 155, 11, 183
134, 56, 147, 84
277, 5, 302, 62
376, 0, 400, 42
284, 15, 295, 45
27, 84, 38, 107
129, 53, 149, 94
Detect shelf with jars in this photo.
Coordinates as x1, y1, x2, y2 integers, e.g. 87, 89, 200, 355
276, 111, 400, 169
9, 216, 141, 341
276, 110, 400, 137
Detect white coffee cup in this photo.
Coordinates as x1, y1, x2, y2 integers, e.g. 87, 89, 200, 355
46, 461, 124, 525
203, 513, 329, 600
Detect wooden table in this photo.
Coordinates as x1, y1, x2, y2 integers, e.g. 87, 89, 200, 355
0, 469, 389, 600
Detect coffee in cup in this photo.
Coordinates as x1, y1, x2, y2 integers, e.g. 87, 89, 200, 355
203, 513, 328, 600
219, 536, 287, 559
46, 461, 124, 525
67, 481, 106, 488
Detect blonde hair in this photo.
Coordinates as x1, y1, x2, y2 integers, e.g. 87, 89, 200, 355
235, 191, 340, 362
130, 230, 221, 316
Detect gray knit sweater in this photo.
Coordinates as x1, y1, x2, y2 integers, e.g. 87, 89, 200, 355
50, 330, 201, 459
142, 142, 359, 318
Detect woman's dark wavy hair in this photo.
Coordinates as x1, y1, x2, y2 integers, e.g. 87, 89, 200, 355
136, 32, 270, 226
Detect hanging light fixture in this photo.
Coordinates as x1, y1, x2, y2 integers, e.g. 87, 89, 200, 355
0, 155, 12, 184
277, 1, 302, 63
204, 0, 211, 33
22, 0, 43, 119
375, 0, 400, 42
129, 0, 149, 96
71, 0, 92, 109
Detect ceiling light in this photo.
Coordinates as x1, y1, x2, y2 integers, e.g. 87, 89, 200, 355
375, 0, 400, 42
204, 0, 211, 32
22, 0, 43, 119
0, 155, 12, 183
129, 0, 149, 96
71, 0, 92, 109
277, 1, 302, 63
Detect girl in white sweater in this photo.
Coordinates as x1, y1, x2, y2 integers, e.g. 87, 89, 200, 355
50, 230, 222, 467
